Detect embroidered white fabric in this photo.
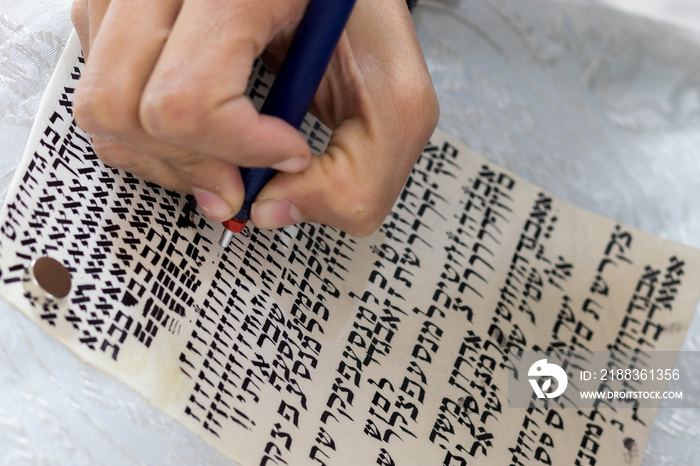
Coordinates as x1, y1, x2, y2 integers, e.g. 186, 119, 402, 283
1, 0, 698, 464
0, 2, 69, 203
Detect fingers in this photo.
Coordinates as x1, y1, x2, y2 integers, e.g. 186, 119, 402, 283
71, 0, 438, 234
252, 96, 435, 237
252, 123, 397, 237
71, 0, 111, 59
252, 55, 439, 238
72, 0, 311, 222
139, 0, 311, 166
75, 1, 182, 138
71, 0, 90, 57
74, 0, 247, 220
251, 0, 439, 236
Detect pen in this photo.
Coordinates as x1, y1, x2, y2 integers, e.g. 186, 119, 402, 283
217, 0, 357, 256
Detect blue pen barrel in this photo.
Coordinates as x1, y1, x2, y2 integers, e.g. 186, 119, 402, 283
260, 0, 357, 126
234, 0, 357, 222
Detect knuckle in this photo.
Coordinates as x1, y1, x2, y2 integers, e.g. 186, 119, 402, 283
401, 77, 439, 136
166, 152, 223, 187
139, 89, 207, 141
169, 156, 202, 181
422, 88, 440, 135
91, 137, 130, 170
419, 86, 440, 132
74, 80, 133, 137
70, 0, 87, 28
332, 187, 387, 237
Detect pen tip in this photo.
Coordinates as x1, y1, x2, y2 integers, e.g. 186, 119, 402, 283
217, 228, 235, 257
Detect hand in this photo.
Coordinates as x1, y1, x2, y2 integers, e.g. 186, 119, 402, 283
71, 0, 439, 236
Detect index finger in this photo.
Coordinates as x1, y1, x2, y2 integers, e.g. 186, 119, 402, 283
138, 0, 312, 168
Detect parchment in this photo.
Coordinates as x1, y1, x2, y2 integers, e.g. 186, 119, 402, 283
1, 31, 699, 466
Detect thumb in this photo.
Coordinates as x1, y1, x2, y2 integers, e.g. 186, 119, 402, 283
250, 119, 419, 237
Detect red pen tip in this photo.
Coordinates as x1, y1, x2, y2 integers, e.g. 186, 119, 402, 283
223, 218, 247, 233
